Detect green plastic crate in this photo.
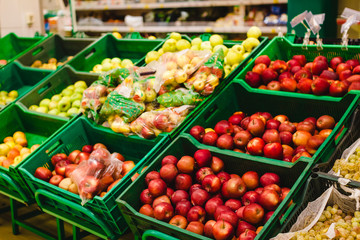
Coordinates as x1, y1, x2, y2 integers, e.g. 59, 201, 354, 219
0, 33, 46, 67
234, 36, 360, 99
19, 117, 170, 240
270, 174, 344, 238
0, 104, 67, 204
16, 34, 95, 69
67, 33, 164, 73
0, 61, 52, 112
181, 79, 360, 166
116, 134, 313, 240
16, 65, 99, 120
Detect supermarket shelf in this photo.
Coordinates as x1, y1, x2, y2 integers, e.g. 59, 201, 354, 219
76, 24, 286, 34
74, 0, 288, 11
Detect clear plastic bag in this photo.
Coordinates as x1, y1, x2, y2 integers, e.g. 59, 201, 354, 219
70, 148, 123, 205
130, 105, 195, 139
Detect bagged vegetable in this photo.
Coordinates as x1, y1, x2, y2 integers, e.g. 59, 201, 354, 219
70, 148, 123, 205
185, 48, 225, 96
157, 88, 205, 107
130, 105, 194, 139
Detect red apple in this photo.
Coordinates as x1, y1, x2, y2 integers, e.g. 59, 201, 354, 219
287, 59, 301, 69
169, 215, 188, 229
274, 115, 289, 124
267, 81, 281, 91
346, 59, 360, 69
51, 153, 68, 166
292, 55, 307, 66
217, 172, 231, 185
217, 134, 234, 150
162, 155, 178, 166
196, 167, 214, 183
186, 221, 204, 235
175, 174, 193, 191
247, 137, 265, 156
177, 156, 195, 174
242, 191, 260, 206
55, 160, 71, 176
64, 164, 77, 178
306, 135, 325, 154
265, 119, 281, 130
145, 171, 161, 186
203, 131, 218, 146
210, 156, 224, 173
233, 131, 252, 149
212, 220, 234, 240
296, 121, 316, 135
189, 184, 204, 196
314, 56, 327, 63
187, 206, 206, 223
239, 229, 257, 240
293, 130, 312, 147
171, 190, 189, 205
304, 62, 313, 72
294, 69, 312, 82
312, 60, 328, 75
282, 144, 294, 157
214, 120, 233, 136
194, 149, 212, 168
204, 220, 217, 238
190, 125, 205, 142
236, 205, 246, 219
320, 70, 338, 80
111, 152, 125, 162
329, 80, 347, 97
152, 195, 171, 208
279, 131, 293, 145
311, 77, 330, 95
316, 115, 335, 130
255, 55, 271, 67
205, 197, 224, 218
202, 174, 221, 193
228, 114, 244, 126
191, 189, 210, 206
349, 82, 360, 91
258, 189, 280, 211
252, 63, 267, 75
261, 68, 278, 85
160, 164, 178, 183
166, 188, 174, 199
240, 117, 251, 130
339, 69, 352, 81
49, 175, 64, 186
139, 204, 154, 218
290, 65, 302, 75
245, 71, 262, 88
82, 145, 93, 153
93, 143, 107, 150
336, 63, 352, 75
78, 176, 100, 199
247, 118, 265, 137
263, 142, 283, 159
224, 199, 242, 212
68, 150, 81, 163
260, 173, 280, 187
236, 221, 256, 237
154, 202, 174, 221
140, 189, 154, 205
148, 179, 167, 197
262, 129, 280, 143
221, 178, 247, 199
216, 210, 239, 228
175, 199, 192, 217
353, 65, 360, 74
292, 151, 312, 162
330, 56, 343, 70
264, 184, 281, 194
271, 60, 288, 73
255, 187, 264, 195
243, 203, 264, 225
241, 171, 259, 190
297, 78, 313, 94
263, 211, 275, 224
280, 77, 297, 92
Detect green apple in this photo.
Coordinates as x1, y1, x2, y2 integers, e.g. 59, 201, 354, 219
190, 45, 200, 51
158, 48, 164, 56
48, 109, 59, 115
111, 57, 121, 64
92, 64, 102, 72
74, 87, 86, 95
0, 91, 7, 96
8, 90, 18, 98
162, 39, 177, 52
67, 107, 79, 117
70, 93, 83, 103
51, 94, 62, 102
61, 88, 73, 97
39, 98, 51, 108
5, 97, 14, 104
191, 37, 202, 47
29, 105, 38, 111
145, 51, 160, 64
48, 101, 58, 110
101, 58, 111, 65
102, 62, 112, 72
200, 41, 212, 51
231, 44, 245, 55
247, 26, 262, 39
169, 32, 181, 41
224, 65, 232, 77
242, 52, 250, 60
57, 112, 68, 118
58, 96, 71, 112
231, 64, 239, 71
225, 49, 242, 66
209, 34, 223, 47
213, 44, 228, 55
242, 38, 260, 52
72, 100, 81, 108
66, 85, 75, 91
145, 88, 157, 103
74, 80, 87, 89
121, 59, 133, 68
36, 106, 48, 113
176, 39, 191, 51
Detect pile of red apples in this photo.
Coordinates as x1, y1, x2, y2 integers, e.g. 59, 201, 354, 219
244, 54, 360, 97
138, 150, 291, 239
190, 111, 336, 162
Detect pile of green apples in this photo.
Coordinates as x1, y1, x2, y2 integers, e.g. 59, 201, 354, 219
0, 90, 19, 106
91, 57, 134, 73
29, 81, 88, 118
145, 28, 262, 77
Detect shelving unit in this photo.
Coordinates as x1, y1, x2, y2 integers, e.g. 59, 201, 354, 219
70, 0, 287, 35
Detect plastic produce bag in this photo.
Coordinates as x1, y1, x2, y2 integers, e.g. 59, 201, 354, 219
81, 80, 109, 121
70, 148, 123, 205
130, 105, 194, 139
185, 48, 225, 96
272, 185, 358, 240
157, 88, 205, 107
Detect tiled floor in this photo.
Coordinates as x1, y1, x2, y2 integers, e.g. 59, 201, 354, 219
0, 195, 134, 240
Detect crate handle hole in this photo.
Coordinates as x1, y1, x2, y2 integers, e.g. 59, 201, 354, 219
46, 140, 63, 156
37, 82, 52, 95
32, 47, 43, 56
85, 48, 96, 59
